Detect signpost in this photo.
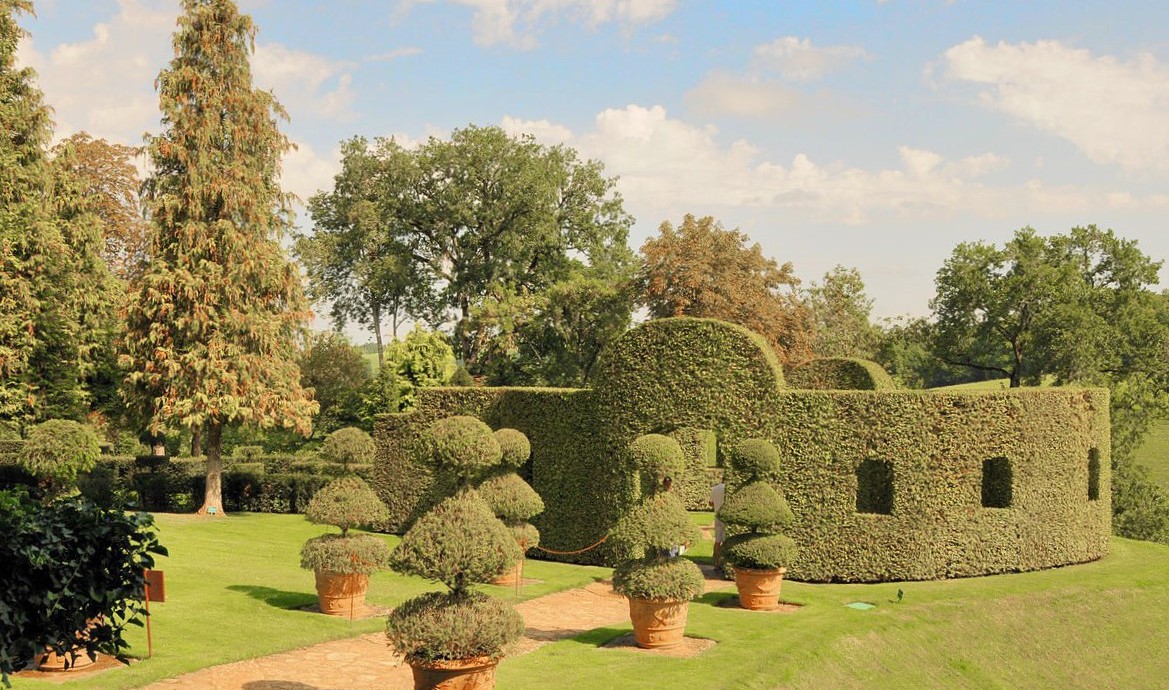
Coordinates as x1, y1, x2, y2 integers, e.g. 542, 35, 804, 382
144, 570, 165, 659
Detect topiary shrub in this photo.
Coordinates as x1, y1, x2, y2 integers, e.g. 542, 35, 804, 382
477, 429, 544, 572
608, 434, 703, 602
387, 416, 524, 669
493, 428, 530, 470
717, 438, 798, 571
19, 420, 102, 501
299, 477, 391, 578
318, 427, 376, 470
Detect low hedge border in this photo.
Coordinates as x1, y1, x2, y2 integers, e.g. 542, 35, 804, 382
787, 357, 898, 390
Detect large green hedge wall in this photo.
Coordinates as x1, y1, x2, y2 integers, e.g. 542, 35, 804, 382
787, 357, 897, 390
375, 317, 1111, 581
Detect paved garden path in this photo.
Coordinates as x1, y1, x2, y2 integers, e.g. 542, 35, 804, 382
143, 570, 733, 690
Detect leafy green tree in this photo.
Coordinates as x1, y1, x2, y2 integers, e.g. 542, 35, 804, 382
381, 126, 632, 367
806, 265, 880, 359
121, 0, 317, 515
638, 213, 814, 366
297, 137, 434, 369
873, 315, 978, 389
299, 331, 370, 435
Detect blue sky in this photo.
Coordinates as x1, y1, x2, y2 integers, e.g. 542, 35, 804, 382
16, 0, 1169, 331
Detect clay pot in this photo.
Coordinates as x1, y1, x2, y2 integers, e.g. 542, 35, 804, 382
36, 648, 97, 672
314, 570, 369, 616
491, 560, 523, 586
627, 597, 689, 649
732, 566, 786, 610
409, 655, 498, 690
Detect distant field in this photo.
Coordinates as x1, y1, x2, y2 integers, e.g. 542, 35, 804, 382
1133, 419, 1169, 490
361, 350, 379, 373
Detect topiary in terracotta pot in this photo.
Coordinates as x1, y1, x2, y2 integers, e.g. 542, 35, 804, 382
299, 476, 391, 616
717, 438, 799, 611
387, 416, 524, 690
608, 434, 705, 649
476, 428, 543, 585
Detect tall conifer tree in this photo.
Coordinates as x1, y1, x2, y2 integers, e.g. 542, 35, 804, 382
123, 0, 316, 515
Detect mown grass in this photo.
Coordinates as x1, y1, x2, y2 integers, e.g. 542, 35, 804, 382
1132, 418, 1169, 491
10, 512, 610, 690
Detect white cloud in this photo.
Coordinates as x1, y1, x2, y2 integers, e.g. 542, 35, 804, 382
753, 36, 868, 82
282, 140, 343, 206
410, 0, 677, 48
364, 47, 423, 62
500, 104, 1169, 226
940, 36, 1169, 171
684, 71, 800, 118
15, 0, 174, 145
252, 43, 358, 122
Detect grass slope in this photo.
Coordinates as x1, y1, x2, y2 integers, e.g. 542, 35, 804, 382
1133, 419, 1169, 491
10, 512, 609, 690
501, 538, 1169, 690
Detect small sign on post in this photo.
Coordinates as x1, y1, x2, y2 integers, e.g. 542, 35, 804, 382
144, 569, 166, 602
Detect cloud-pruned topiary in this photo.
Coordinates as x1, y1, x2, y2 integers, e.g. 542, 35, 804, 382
304, 475, 389, 537
319, 427, 376, 469
608, 434, 704, 602
494, 428, 530, 470
387, 415, 524, 664
426, 416, 501, 482
385, 590, 524, 663
300, 532, 391, 575
19, 420, 101, 500
717, 438, 798, 570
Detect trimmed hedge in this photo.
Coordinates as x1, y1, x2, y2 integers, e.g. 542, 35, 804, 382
376, 317, 1112, 581
787, 357, 897, 390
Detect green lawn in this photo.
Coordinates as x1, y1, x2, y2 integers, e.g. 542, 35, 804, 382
1132, 418, 1169, 491
16, 513, 1169, 690
10, 512, 610, 690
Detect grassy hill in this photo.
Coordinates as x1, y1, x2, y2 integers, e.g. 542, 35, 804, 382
1133, 419, 1169, 490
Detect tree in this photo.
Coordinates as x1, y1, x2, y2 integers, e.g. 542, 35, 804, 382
297, 137, 433, 369
806, 265, 879, 359
50, 133, 148, 282
383, 126, 632, 367
931, 226, 1165, 388
638, 213, 814, 366
873, 315, 977, 389
298, 331, 370, 436
121, 0, 317, 516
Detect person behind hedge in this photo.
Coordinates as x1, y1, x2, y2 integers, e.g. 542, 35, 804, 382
711, 481, 726, 573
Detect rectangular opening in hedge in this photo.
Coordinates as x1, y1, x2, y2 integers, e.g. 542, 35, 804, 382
1088, 448, 1100, 501
981, 456, 1013, 508
856, 459, 894, 515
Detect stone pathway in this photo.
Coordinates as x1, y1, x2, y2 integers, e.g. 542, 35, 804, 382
140, 571, 734, 690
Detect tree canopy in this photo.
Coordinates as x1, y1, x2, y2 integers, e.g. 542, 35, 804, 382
806, 265, 879, 359
638, 213, 813, 366
121, 0, 316, 514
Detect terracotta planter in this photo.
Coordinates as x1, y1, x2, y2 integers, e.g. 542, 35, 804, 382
627, 597, 689, 649
36, 648, 97, 672
732, 566, 787, 610
491, 560, 523, 586
314, 570, 369, 616
409, 655, 498, 690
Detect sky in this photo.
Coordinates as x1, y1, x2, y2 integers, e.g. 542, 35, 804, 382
15, 0, 1169, 333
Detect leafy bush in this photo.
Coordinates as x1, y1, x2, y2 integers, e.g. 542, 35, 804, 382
450, 366, 475, 387
722, 533, 798, 570
476, 473, 543, 524
299, 533, 391, 575
717, 481, 793, 531
385, 591, 523, 663
318, 427, 375, 469
304, 476, 388, 536
233, 445, 264, 461
19, 420, 101, 499
727, 438, 781, 480
390, 490, 521, 590
608, 492, 701, 561
510, 522, 541, 550
0, 491, 166, 682
426, 416, 501, 482
612, 556, 705, 602
494, 428, 530, 469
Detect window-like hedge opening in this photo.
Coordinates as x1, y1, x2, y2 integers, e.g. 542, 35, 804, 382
1088, 449, 1101, 501
856, 459, 894, 515
982, 457, 1013, 508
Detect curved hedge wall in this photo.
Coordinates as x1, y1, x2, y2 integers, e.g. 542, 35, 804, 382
787, 357, 897, 390
375, 318, 1111, 581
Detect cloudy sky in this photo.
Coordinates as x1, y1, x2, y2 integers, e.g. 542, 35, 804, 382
16, 0, 1169, 326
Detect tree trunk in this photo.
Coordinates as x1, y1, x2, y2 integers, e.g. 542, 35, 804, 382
191, 426, 202, 457
1010, 340, 1023, 388
372, 302, 384, 371
197, 421, 226, 516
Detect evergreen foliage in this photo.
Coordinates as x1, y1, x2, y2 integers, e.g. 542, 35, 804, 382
477, 472, 544, 524
726, 438, 782, 480
19, 420, 101, 499
298, 331, 370, 434
318, 427, 375, 470
717, 481, 793, 531
494, 427, 530, 469
121, 0, 317, 514
299, 533, 390, 575
426, 416, 501, 483
787, 357, 896, 390
385, 590, 524, 663
629, 433, 684, 487
718, 438, 798, 570
303, 475, 387, 536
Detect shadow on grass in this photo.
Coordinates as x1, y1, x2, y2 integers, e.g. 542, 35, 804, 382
562, 626, 629, 648
227, 584, 316, 610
